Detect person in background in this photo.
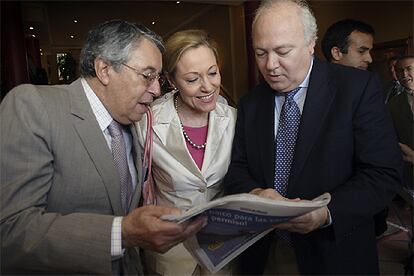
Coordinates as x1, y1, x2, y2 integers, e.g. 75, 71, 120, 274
322, 18, 388, 237
0, 20, 204, 275
385, 55, 404, 103
224, 0, 402, 274
387, 55, 414, 189
136, 29, 237, 275
321, 18, 374, 70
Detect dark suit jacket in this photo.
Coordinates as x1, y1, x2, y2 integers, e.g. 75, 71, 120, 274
0, 79, 143, 274
387, 91, 414, 188
224, 59, 402, 275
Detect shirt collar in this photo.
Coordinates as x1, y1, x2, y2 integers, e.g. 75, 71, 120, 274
81, 78, 113, 132
298, 57, 313, 89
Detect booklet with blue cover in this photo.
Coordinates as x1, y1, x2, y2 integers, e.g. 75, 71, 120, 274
162, 192, 331, 273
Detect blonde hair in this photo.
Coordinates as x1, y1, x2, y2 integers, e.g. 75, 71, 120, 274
163, 29, 219, 77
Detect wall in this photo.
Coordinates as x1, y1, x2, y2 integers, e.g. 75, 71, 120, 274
310, 0, 413, 59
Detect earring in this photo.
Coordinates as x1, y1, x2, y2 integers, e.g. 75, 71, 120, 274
172, 87, 179, 93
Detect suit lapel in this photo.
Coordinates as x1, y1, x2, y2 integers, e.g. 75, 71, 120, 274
400, 93, 414, 122
202, 106, 230, 174
69, 79, 123, 216
152, 97, 203, 179
288, 60, 335, 193
258, 84, 276, 187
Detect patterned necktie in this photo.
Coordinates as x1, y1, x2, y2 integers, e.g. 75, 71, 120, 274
274, 87, 301, 195
274, 87, 301, 244
108, 120, 133, 213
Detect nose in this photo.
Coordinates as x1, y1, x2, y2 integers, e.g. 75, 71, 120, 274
266, 53, 279, 71
366, 52, 373, 64
200, 77, 214, 92
147, 79, 161, 97
403, 69, 409, 79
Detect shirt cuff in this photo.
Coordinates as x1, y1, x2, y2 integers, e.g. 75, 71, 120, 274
111, 216, 125, 259
320, 207, 333, 228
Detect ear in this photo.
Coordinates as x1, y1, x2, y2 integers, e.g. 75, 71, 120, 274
94, 58, 111, 86
331, 47, 343, 62
308, 39, 316, 55
166, 75, 178, 91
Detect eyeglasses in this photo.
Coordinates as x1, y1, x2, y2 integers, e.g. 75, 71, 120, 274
121, 63, 166, 87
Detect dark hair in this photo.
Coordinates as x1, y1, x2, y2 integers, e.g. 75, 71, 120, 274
80, 20, 164, 77
321, 19, 375, 61
396, 55, 414, 63
395, 55, 414, 69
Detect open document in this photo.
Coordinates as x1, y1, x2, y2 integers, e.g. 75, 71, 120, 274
161, 192, 331, 273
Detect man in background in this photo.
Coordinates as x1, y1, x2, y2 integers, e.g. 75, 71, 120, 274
385, 55, 404, 103
387, 55, 414, 189
0, 20, 204, 274
322, 18, 390, 237
224, 0, 401, 274
321, 18, 374, 70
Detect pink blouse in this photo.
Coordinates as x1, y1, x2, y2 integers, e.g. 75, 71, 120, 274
183, 125, 208, 170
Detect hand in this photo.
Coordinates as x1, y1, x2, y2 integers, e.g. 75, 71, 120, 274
121, 205, 205, 253
250, 188, 300, 202
399, 143, 414, 164
275, 206, 329, 234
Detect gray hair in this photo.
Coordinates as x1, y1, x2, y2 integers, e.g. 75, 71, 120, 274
80, 20, 164, 77
253, 0, 318, 45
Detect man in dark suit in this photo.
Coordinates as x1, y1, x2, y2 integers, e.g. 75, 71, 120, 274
224, 0, 402, 274
321, 18, 389, 237
387, 55, 414, 189
0, 20, 204, 274
321, 19, 374, 70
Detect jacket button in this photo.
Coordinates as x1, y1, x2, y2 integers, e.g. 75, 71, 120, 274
198, 187, 206, 193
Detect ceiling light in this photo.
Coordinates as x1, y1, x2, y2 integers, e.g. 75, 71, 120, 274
40, 53, 43, 56
151, 21, 156, 25
29, 26, 34, 30
73, 19, 78, 23
31, 34, 36, 38
40, 48, 42, 52
176, 1, 180, 3
70, 35, 75, 39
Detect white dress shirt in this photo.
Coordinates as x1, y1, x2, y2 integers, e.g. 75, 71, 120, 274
81, 78, 137, 258
273, 59, 332, 226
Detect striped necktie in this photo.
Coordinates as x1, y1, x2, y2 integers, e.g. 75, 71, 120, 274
108, 120, 133, 213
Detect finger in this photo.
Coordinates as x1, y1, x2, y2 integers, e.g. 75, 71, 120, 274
142, 205, 183, 217
181, 216, 207, 237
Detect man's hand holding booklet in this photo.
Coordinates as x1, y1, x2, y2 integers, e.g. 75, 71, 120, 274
161, 192, 331, 273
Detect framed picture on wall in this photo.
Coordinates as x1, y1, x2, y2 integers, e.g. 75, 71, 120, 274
371, 36, 413, 84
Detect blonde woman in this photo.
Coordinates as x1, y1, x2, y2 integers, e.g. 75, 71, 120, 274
136, 30, 237, 275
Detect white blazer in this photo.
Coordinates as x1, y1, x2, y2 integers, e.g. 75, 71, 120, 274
135, 91, 237, 275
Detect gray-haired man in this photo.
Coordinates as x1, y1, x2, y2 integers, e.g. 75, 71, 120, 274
0, 20, 204, 275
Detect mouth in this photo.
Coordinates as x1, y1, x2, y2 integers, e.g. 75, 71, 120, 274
196, 92, 215, 101
267, 73, 284, 81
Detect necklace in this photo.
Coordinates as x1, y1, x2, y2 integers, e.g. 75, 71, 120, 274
174, 94, 207, 150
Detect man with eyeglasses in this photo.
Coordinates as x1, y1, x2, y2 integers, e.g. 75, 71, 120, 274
0, 20, 204, 275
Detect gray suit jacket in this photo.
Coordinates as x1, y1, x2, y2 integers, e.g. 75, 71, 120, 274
0, 79, 143, 274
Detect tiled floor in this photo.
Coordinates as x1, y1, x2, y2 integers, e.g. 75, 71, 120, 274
378, 197, 413, 275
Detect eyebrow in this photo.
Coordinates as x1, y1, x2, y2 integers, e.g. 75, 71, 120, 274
182, 65, 218, 76
255, 44, 294, 51
358, 46, 371, 51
